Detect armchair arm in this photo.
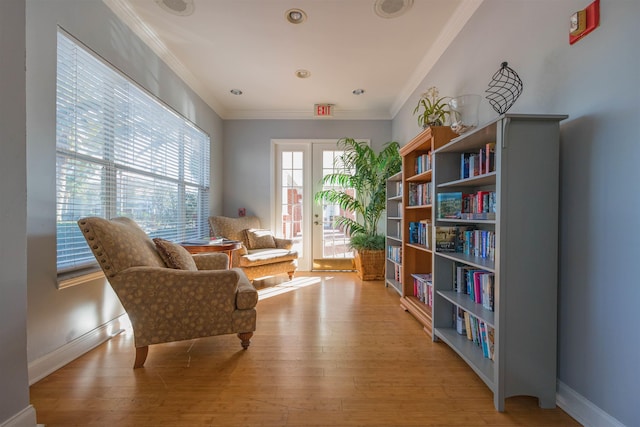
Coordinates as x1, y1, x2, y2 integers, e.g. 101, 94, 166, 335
232, 267, 258, 309
192, 253, 229, 270
111, 267, 239, 310
110, 266, 252, 348
274, 237, 294, 250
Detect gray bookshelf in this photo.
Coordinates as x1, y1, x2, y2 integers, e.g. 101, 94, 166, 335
432, 114, 567, 411
385, 171, 403, 295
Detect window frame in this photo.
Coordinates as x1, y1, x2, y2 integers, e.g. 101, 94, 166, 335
55, 28, 211, 285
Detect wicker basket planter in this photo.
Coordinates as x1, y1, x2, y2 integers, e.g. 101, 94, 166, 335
354, 249, 385, 281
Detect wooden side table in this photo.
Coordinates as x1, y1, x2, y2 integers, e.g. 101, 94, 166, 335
181, 241, 242, 269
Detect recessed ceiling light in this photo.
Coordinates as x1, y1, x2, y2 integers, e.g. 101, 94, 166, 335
155, 0, 194, 16
295, 69, 311, 79
230, 89, 243, 95
286, 8, 307, 24
352, 89, 365, 95
374, 0, 413, 19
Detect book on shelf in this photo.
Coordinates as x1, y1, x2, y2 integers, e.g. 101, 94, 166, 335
456, 307, 466, 335
436, 192, 462, 219
485, 142, 496, 174
486, 325, 495, 360
463, 311, 472, 340
435, 226, 457, 252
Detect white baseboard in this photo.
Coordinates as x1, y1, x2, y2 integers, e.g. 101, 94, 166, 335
0, 405, 37, 427
28, 315, 129, 385
557, 380, 627, 427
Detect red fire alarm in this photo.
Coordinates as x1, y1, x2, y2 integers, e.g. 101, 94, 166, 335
570, 0, 600, 45
314, 104, 333, 117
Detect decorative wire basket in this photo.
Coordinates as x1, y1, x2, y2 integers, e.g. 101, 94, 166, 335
485, 62, 523, 114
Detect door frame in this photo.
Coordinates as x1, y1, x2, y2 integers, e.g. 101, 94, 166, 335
271, 138, 369, 272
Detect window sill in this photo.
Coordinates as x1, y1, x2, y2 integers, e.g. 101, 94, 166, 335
57, 270, 105, 289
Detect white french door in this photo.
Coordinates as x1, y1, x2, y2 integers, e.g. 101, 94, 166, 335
273, 140, 357, 271
311, 143, 355, 270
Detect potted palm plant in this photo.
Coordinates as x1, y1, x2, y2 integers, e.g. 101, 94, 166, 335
314, 138, 401, 280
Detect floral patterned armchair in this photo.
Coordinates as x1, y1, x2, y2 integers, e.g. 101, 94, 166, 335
77, 216, 258, 368
209, 216, 298, 281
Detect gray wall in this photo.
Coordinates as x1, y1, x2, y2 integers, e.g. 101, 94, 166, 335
392, 1, 639, 426
223, 119, 392, 225
0, 1, 34, 425
26, 0, 224, 366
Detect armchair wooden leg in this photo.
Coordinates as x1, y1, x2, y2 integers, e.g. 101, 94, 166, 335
287, 271, 295, 280
134, 346, 149, 368
238, 332, 253, 349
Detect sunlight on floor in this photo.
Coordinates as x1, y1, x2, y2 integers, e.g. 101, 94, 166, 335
257, 276, 323, 300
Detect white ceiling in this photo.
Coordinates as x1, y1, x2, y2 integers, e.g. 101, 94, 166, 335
104, 0, 482, 120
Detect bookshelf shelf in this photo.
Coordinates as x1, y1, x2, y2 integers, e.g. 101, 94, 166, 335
432, 113, 567, 411
385, 171, 403, 295
437, 290, 495, 326
398, 126, 457, 337
435, 328, 495, 387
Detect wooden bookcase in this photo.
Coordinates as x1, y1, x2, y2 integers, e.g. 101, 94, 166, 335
398, 126, 457, 337
431, 114, 567, 411
384, 171, 403, 295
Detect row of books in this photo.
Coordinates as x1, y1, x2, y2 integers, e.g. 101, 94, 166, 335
437, 191, 496, 220
460, 142, 496, 179
435, 226, 496, 261
412, 273, 433, 307
415, 151, 432, 174
455, 307, 495, 360
387, 245, 402, 263
408, 182, 432, 207
460, 228, 496, 260
455, 265, 495, 311
409, 220, 431, 248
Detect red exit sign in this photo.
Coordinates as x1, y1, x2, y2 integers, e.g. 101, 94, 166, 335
314, 104, 333, 117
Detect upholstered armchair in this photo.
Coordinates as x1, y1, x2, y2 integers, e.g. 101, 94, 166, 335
209, 216, 298, 282
77, 216, 258, 368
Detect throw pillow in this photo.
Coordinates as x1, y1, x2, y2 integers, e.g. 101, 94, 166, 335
153, 238, 198, 270
245, 228, 276, 250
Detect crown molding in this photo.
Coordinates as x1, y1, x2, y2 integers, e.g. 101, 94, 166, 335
103, 0, 228, 118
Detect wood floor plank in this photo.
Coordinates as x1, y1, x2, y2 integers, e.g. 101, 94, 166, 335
30, 272, 581, 426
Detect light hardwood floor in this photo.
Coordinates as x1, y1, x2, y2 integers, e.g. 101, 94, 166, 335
30, 272, 581, 426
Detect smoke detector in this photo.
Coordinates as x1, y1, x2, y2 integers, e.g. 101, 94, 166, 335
374, 0, 413, 19
155, 0, 194, 16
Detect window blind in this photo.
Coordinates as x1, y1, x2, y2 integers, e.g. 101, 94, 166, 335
56, 29, 210, 273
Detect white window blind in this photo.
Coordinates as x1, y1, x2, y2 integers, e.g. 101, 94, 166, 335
56, 29, 210, 274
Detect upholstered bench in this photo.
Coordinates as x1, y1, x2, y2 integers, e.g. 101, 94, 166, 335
209, 216, 298, 281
